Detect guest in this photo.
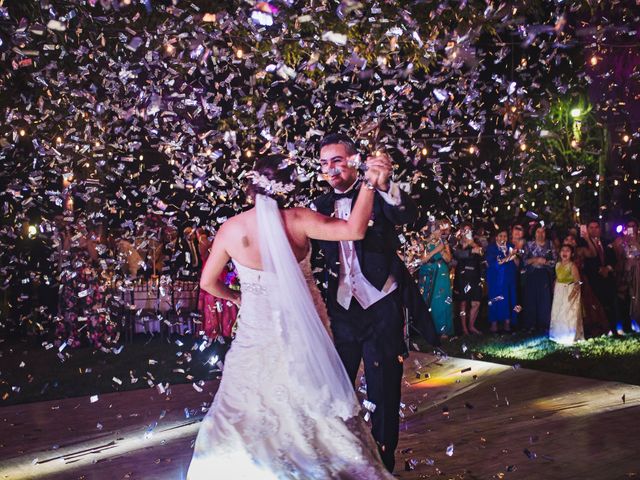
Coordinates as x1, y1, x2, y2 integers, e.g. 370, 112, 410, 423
197, 227, 238, 339
147, 233, 164, 277
453, 223, 483, 335
522, 225, 556, 333
196, 228, 212, 267
12, 219, 56, 332
485, 228, 518, 333
58, 224, 109, 347
474, 223, 490, 249
549, 244, 584, 344
159, 226, 178, 275
614, 220, 640, 332
418, 221, 454, 339
548, 227, 562, 253
580, 220, 618, 334
510, 222, 527, 319
566, 225, 579, 240
133, 225, 153, 278
174, 225, 203, 280
117, 230, 143, 278
510, 223, 526, 252
564, 234, 609, 338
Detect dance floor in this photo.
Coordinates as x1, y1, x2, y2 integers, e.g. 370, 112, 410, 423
1, 352, 638, 479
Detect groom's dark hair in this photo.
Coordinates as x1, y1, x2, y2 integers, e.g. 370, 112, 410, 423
319, 133, 357, 156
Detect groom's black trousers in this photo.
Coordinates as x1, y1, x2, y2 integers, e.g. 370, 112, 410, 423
328, 290, 405, 473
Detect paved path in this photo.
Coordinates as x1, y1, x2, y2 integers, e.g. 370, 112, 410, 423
1, 353, 638, 479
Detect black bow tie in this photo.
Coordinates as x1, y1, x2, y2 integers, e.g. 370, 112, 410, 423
332, 190, 356, 200
332, 182, 360, 201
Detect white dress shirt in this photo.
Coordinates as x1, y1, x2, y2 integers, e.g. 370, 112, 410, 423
334, 181, 402, 310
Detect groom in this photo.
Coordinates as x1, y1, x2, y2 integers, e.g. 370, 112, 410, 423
312, 133, 428, 472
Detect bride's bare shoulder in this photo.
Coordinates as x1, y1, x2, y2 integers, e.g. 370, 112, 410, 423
285, 206, 312, 218
283, 207, 314, 224
218, 210, 255, 236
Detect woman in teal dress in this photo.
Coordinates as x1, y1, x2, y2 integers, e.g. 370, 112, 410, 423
418, 222, 454, 339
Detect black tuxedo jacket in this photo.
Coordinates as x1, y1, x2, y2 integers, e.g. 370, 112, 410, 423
311, 185, 440, 347
581, 237, 617, 282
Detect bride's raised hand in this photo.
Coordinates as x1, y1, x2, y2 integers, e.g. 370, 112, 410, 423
365, 152, 392, 191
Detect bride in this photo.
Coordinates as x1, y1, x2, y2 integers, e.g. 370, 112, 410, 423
187, 154, 395, 479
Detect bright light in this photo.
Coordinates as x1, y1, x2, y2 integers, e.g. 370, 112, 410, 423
28, 225, 37, 237
590, 55, 598, 66
622, 134, 630, 142
236, 48, 244, 59
570, 108, 582, 118
469, 146, 477, 154
19, 129, 26, 137
616, 225, 624, 234
520, 143, 527, 151
421, 147, 428, 155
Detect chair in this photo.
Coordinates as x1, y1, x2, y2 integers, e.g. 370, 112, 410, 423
130, 279, 162, 336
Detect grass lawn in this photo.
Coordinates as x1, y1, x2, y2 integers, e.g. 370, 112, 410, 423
434, 332, 640, 386
2, 331, 639, 407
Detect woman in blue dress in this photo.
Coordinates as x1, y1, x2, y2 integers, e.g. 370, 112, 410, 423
418, 221, 454, 339
485, 228, 519, 333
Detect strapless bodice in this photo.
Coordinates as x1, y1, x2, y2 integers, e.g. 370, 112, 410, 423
232, 250, 313, 296
229, 250, 326, 346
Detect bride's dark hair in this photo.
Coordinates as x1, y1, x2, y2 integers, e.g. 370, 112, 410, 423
246, 154, 297, 206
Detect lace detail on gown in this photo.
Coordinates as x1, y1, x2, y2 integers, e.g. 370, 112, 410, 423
187, 252, 394, 479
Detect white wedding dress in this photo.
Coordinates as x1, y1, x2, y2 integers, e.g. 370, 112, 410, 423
187, 195, 394, 480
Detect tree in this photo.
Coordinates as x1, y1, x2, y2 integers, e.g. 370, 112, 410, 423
516, 94, 605, 227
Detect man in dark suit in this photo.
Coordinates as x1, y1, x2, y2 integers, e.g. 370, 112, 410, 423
312, 133, 437, 473
581, 220, 618, 333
